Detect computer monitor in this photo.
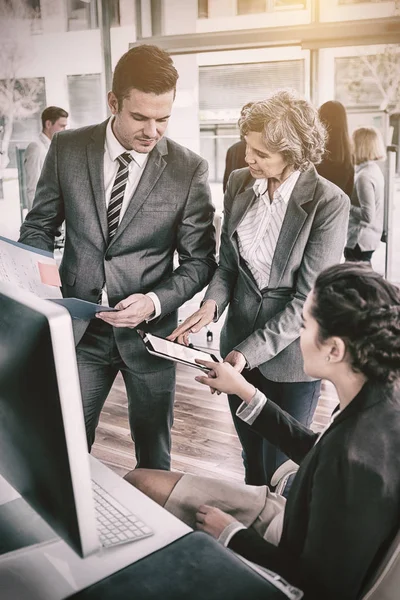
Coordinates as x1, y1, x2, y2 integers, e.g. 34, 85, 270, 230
0, 282, 100, 557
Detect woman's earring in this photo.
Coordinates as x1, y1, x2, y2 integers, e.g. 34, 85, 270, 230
325, 355, 330, 362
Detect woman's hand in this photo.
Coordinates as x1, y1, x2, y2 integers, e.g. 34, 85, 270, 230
195, 359, 255, 403
224, 349, 247, 373
167, 300, 217, 345
195, 505, 239, 539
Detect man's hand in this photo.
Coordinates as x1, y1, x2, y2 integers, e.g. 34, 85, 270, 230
167, 300, 216, 345
224, 349, 247, 373
195, 505, 239, 539
195, 359, 255, 402
96, 294, 155, 328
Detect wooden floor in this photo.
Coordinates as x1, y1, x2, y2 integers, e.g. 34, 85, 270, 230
92, 366, 338, 483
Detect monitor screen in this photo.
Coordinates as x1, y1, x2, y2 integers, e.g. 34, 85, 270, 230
0, 283, 99, 557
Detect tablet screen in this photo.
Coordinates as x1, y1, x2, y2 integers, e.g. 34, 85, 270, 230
143, 332, 218, 369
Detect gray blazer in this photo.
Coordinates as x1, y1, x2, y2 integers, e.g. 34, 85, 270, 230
347, 161, 384, 252
19, 119, 216, 370
204, 166, 350, 382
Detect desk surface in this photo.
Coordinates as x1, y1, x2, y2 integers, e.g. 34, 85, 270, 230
0, 456, 190, 600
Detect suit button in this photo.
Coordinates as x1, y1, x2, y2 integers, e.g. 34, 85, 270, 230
105, 255, 112, 261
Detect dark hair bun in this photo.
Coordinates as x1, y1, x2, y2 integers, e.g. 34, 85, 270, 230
313, 263, 400, 382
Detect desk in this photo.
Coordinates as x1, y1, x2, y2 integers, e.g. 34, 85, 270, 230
0, 457, 190, 600
68, 531, 298, 600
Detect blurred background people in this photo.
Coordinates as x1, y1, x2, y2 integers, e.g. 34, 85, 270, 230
317, 100, 354, 197
24, 106, 68, 211
222, 102, 253, 193
345, 126, 386, 263
170, 90, 350, 488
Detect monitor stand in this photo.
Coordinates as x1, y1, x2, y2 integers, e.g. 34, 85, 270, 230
0, 496, 57, 556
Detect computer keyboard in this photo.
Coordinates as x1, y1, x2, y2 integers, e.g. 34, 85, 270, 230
92, 480, 153, 548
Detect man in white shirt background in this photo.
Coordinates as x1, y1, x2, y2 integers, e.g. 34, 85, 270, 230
24, 105, 68, 211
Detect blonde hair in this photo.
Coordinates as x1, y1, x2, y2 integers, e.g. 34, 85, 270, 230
352, 127, 386, 165
238, 89, 327, 171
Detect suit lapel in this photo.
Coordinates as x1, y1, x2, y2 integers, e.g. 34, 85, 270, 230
227, 173, 257, 244
87, 120, 108, 243
268, 166, 318, 289
109, 137, 168, 245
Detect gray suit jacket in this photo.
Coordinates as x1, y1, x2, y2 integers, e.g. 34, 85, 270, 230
204, 166, 350, 382
347, 161, 384, 252
19, 120, 216, 371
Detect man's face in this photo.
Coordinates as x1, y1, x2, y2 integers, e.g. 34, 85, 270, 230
108, 88, 175, 154
46, 117, 68, 139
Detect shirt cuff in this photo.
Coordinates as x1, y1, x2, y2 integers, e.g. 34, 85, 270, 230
218, 521, 247, 547
145, 292, 161, 321
236, 389, 267, 425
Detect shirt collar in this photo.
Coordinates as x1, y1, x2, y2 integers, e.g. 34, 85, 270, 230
253, 170, 301, 205
105, 117, 148, 168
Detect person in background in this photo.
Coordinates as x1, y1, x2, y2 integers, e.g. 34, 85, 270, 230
169, 91, 350, 487
19, 45, 216, 471
317, 100, 354, 197
24, 106, 68, 210
126, 262, 400, 600
345, 126, 386, 263
222, 103, 254, 193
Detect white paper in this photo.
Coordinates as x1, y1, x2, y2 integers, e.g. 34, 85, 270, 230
0, 238, 62, 300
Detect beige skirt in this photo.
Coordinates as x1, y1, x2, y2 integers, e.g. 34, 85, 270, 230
165, 474, 286, 546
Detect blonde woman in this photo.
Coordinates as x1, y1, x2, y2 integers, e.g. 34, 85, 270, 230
345, 126, 386, 263
169, 91, 350, 488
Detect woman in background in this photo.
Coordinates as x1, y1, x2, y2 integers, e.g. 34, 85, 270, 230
317, 100, 354, 197
126, 262, 400, 600
345, 126, 386, 263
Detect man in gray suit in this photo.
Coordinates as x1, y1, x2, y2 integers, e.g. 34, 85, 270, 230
171, 91, 350, 487
19, 45, 216, 470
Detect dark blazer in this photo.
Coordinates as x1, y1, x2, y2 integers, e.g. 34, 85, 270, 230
19, 120, 217, 370
316, 158, 354, 198
223, 140, 247, 192
228, 380, 400, 600
204, 166, 350, 382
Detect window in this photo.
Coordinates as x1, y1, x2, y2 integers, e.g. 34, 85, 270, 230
335, 55, 392, 108
1, 77, 46, 168
67, 74, 103, 128
198, 0, 208, 18
338, 0, 382, 4
199, 60, 305, 182
237, 0, 266, 14
237, 0, 305, 13
200, 125, 239, 183
67, 0, 98, 31
273, 0, 306, 8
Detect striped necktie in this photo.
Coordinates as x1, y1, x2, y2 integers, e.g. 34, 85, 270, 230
107, 152, 133, 242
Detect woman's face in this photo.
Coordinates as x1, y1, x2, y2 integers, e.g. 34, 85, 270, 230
245, 131, 290, 180
300, 291, 330, 379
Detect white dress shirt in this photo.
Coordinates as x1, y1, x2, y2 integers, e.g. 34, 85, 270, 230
237, 171, 301, 289
24, 132, 51, 210
101, 119, 160, 317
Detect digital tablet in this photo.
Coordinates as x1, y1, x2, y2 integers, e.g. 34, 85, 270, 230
137, 330, 219, 372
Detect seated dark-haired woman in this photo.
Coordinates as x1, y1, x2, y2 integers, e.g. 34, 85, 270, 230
125, 263, 400, 600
